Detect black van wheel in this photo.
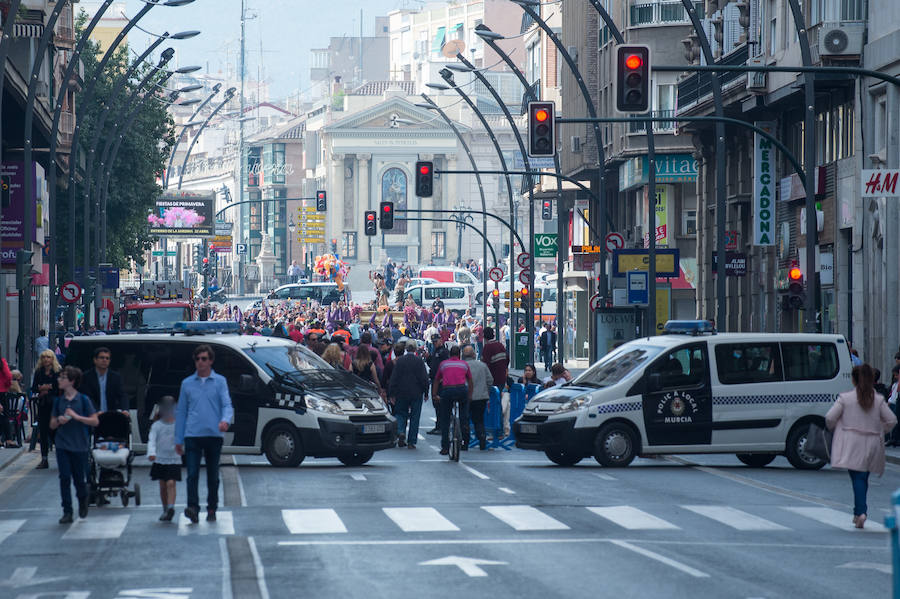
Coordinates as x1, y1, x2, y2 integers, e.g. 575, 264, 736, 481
785, 424, 827, 470
594, 423, 636, 467
736, 453, 776, 467
264, 423, 305, 467
338, 451, 374, 467
544, 448, 583, 466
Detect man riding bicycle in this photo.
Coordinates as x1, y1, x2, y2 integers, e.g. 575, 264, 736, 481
432, 345, 472, 456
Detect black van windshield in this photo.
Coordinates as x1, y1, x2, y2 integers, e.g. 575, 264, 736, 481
572, 346, 664, 388
244, 345, 330, 377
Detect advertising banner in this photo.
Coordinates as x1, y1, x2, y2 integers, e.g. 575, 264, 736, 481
1, 161, 39, 265
753, 122, 776, 245
149, 190, 215, 237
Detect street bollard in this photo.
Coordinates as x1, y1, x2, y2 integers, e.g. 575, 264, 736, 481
888, 488, 900, 599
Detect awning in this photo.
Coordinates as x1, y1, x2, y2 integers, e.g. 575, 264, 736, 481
14, 23, 44, 38
655, 266, 695, 290
450, 23, 463, 33
432, 26, 446, 52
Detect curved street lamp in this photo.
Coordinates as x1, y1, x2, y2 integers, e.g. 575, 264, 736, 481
176, 87, 238, 190
164, 83, 223, 188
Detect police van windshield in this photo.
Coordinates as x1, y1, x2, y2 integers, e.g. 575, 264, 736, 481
126, 307, 192, 330
572, 346, 665, 388
244, 345, 330, 377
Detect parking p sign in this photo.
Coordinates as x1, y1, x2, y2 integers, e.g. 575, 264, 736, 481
534, 234, 558, 258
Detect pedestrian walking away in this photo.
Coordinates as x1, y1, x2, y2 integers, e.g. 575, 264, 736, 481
826, 363, 897, 529
31, 350, 62, 468
432, 345, 473, 455
463, 345, 492, 450
426, 334, 450, 435
175, 344, 234, 524
50, 366, 98, 524
388, 340, 429, 449
148, 396, 181, 522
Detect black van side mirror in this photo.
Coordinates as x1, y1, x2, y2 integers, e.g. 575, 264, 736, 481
647, 373, 662, 393
239, 374, 256, 393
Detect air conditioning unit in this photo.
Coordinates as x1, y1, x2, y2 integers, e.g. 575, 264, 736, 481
35, 81, 49, 98
818, 23, 864, 57
747, 58, 766, 92
570, 136, 582, 153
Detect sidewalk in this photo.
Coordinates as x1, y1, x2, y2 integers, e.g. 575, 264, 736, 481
0, 444, 27, 472
886, 446, 900, 466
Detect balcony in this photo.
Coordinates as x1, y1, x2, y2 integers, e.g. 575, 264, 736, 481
627, 110, 678, 134
676, 44, 749, 110
630, 1, 702, 27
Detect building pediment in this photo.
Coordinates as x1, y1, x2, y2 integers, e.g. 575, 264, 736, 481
324, 96, 467, 137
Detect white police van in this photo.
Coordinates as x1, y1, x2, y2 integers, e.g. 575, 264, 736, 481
514, 321, 853, 469
65, 322, 396, 467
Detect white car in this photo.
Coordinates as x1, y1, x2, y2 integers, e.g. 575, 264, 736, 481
404, 283, 475, 316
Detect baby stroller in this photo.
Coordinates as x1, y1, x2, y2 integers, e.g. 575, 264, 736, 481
0, 392, 26, 447
89, 411, 141, 507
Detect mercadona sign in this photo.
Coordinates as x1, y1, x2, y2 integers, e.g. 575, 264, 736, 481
752, 122, 776, 246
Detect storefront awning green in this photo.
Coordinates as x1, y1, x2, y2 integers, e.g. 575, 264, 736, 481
432, 26, 446, 52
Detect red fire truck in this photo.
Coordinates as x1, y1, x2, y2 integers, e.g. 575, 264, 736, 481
120, 281, 194, 332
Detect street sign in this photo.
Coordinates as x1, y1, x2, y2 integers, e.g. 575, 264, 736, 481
605, 232, 625, 252
534, 234, 558, 258
627, 271, 649, 305
516, 252, 531, 269
214, 221, 232, 236
519, 270, 532, 286
60, 281, 82, 304
589, 293, 601, 311
236, 243, 248, 255
489, 267, 503, 282
151, 250, 177, 257
612, 249, 680, 278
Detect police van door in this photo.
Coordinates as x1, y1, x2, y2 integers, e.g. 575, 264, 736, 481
641, 343, 712, 446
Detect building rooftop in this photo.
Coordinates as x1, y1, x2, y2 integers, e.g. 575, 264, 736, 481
350, 80, 416, 96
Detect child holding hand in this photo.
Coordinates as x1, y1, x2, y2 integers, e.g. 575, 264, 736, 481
148, 396, 181, 522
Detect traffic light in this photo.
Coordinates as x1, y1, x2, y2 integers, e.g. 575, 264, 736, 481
415, 161, 433, 197
541, 200, 553, 221
201, 256, 210, 277
784, 265, 804, 310
527, 101, 555, 157
491, 288, 499, 308
380, 201, 394, 230
616, 45, 650, 113
364, 211, 377, 236
15, 250, 34, 291
331, 238, 338, 253
316, 190, 327, 211
192, 246, 201, 270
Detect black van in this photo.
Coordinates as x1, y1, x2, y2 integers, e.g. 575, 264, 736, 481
65, 330, 395, 466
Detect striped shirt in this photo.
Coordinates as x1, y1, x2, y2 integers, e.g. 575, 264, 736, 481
436, 358, 471, 387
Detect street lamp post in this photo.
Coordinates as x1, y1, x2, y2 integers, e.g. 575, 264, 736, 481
288, 216, 296, 282
164, 82, 223, 189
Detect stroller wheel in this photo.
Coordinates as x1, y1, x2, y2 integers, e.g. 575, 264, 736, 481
120, 489, 129, 507
133, 483, 141, 506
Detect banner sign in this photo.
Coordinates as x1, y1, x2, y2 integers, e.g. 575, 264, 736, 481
712, 251, 748, 277
861, 169, 900, 197
534, 233, 558, 258
1, 161, 40, 265
753, 122, 776, 245
612, 249, 679, 278
149, 190, 215, 237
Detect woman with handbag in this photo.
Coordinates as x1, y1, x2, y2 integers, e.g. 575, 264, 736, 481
826, 363, 897, 529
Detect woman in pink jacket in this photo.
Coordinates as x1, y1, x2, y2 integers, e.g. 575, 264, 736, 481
826, 363, 897, 529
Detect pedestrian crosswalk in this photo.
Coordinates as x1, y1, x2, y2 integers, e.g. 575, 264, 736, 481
0, 503, 887, 542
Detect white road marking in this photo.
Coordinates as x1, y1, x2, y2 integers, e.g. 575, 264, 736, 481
236, 467, 248, 507
609, 539, 710, 578
178, 511, 235, 536
461, 464, 490, 480
279, 537, 889, 549
587, 506, 680, 530
682, 506, 789, 531
250, 461, 270, 465
62, 514, 130, 540
1, 566, 66, 588
417, 434, 426, 441
248, 537, 272, 599
282, 508, 348, 534
0, 519, 26, 544
220, 537, 233, 599
498, 487, 516, 495
419, 555, 508, 577
115, 589, 192, 598
838, 561, 892, 574
383, 507, 460, 532
783, 507, 887, 532
482, 505, 570, 531
594, 473, 617, 481
350, 473, 367, 481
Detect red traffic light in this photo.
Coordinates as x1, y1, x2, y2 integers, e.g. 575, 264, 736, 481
317, 191, 325, 199
789, 267, 802, 281
419, 164, 430, 175
624, 54, 643, 70
202, 257, 209, 264
521, 288, 528, 296
366, 213, 375, 221
383, 205, 391, 212
534, 109, 549, 122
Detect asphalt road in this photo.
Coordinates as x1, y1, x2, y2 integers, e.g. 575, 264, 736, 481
0, 405, 894, 598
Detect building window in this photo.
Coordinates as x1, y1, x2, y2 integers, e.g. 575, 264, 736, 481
247, 147, 261, 187
342, 232, 357, 259
682, 209, 697, 236
432, 231, 446, 259
272, 143, 286, 184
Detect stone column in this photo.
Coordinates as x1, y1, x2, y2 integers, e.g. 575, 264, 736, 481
329, 154, 345, 253
255, 233, 277, 293
358, 154, 371, 263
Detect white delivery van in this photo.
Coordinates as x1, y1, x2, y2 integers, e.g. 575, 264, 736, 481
514, 321, 853, 469
405, 283, 475, 316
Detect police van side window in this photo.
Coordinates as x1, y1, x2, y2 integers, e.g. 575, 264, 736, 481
714, 343, 783, 385
651, 345, 707, 389
782, 342, 839, 380
449, 287, 464, 299
455, 272, 469, 284
407, 287, 422, 303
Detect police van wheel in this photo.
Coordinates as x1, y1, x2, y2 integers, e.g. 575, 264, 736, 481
594, 423, 636, 467
785, 425, 827, 470
338, 451, 374, 467
736, 453, 776, 467
264, 424, 305, 467
544, 448, 582, 466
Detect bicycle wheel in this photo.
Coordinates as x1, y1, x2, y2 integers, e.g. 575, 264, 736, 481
450, 403, 461, 462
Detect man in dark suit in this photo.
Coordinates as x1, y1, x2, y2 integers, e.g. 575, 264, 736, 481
80, 347, 127, 414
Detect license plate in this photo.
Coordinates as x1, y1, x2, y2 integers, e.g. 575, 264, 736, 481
519, 423, 537, 434
363, 424, 386, 434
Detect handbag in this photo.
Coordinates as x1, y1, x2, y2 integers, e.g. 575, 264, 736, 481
805, 423, 832, 461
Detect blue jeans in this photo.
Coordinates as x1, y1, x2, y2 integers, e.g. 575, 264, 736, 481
849, 470, 870, 517
394, 395, 423, 443
438, 386, 469, 451
185, 436, 223, 512
56, 448, 88, 514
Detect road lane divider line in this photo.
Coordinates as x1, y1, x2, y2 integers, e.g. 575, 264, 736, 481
462, 464, 490, 480
594, 473, 617, 481
498, 487, 516, 495
0, 518, 25, 543
350, 473, 367, 481
225, 536, 269, 599
282, 508, 348, 534
248, 537, 271, 599
482, 505, 569, 531
609, 539, 710, 578
383, 507, 460, 532
277, 537, 887, 549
